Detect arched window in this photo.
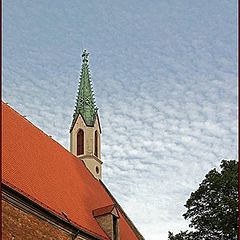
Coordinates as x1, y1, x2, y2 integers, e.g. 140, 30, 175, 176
77, 129, 84, 155
94, 130, 98, 157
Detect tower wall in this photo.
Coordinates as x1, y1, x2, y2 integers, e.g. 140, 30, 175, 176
70, 114, 102, 180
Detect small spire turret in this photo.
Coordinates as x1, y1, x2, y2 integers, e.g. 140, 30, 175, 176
70, 50, 102, 180
70, 50, 98, 130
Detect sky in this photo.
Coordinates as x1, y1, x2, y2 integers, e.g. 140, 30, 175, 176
3, 1, 237, 239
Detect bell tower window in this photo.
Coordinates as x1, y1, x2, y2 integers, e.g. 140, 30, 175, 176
77, 129, 84, 155
94, 130, 98, 157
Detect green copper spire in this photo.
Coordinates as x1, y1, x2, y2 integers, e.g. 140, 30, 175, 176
71, 50, 98, 129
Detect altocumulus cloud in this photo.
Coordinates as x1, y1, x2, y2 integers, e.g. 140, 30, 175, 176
3, 0, 237, 239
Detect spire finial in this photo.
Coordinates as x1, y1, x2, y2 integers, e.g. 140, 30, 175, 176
82, 49, 89, 63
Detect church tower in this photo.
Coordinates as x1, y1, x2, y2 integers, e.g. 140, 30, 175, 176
70, 50, 102, 180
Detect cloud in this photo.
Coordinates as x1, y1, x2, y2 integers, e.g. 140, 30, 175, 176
3, 1, 237, 239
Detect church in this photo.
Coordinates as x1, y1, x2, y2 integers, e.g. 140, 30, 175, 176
2, 50, 144, 240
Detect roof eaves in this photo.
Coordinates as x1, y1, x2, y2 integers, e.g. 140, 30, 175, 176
92, 204, 115, 217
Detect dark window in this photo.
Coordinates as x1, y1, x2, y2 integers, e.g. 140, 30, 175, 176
77, 129, 84, 155
94, 130, 98, 157
113, 216, 118, 240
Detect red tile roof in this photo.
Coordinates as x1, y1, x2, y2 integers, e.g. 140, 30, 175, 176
2, 102, 140, 240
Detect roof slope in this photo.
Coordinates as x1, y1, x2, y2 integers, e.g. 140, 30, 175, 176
2, 102, 139, 240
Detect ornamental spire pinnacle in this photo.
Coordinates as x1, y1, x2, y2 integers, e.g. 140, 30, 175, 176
70, 50, 98, 131
82, 49, 89, 63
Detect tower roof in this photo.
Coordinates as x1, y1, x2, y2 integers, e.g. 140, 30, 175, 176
71, 50, 98, 130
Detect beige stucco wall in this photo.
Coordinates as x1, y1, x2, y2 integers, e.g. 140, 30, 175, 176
70, 114, 102, 180
81, 155, 102, 179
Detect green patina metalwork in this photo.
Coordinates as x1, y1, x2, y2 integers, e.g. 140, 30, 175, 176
71, 50, 98, 129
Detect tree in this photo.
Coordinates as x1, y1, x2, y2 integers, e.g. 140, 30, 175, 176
168, 160, 238, 240
168, 230, 199, 240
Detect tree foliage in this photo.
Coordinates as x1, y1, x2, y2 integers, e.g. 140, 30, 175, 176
168, 160, 238, 240
168, 230, 199, 240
